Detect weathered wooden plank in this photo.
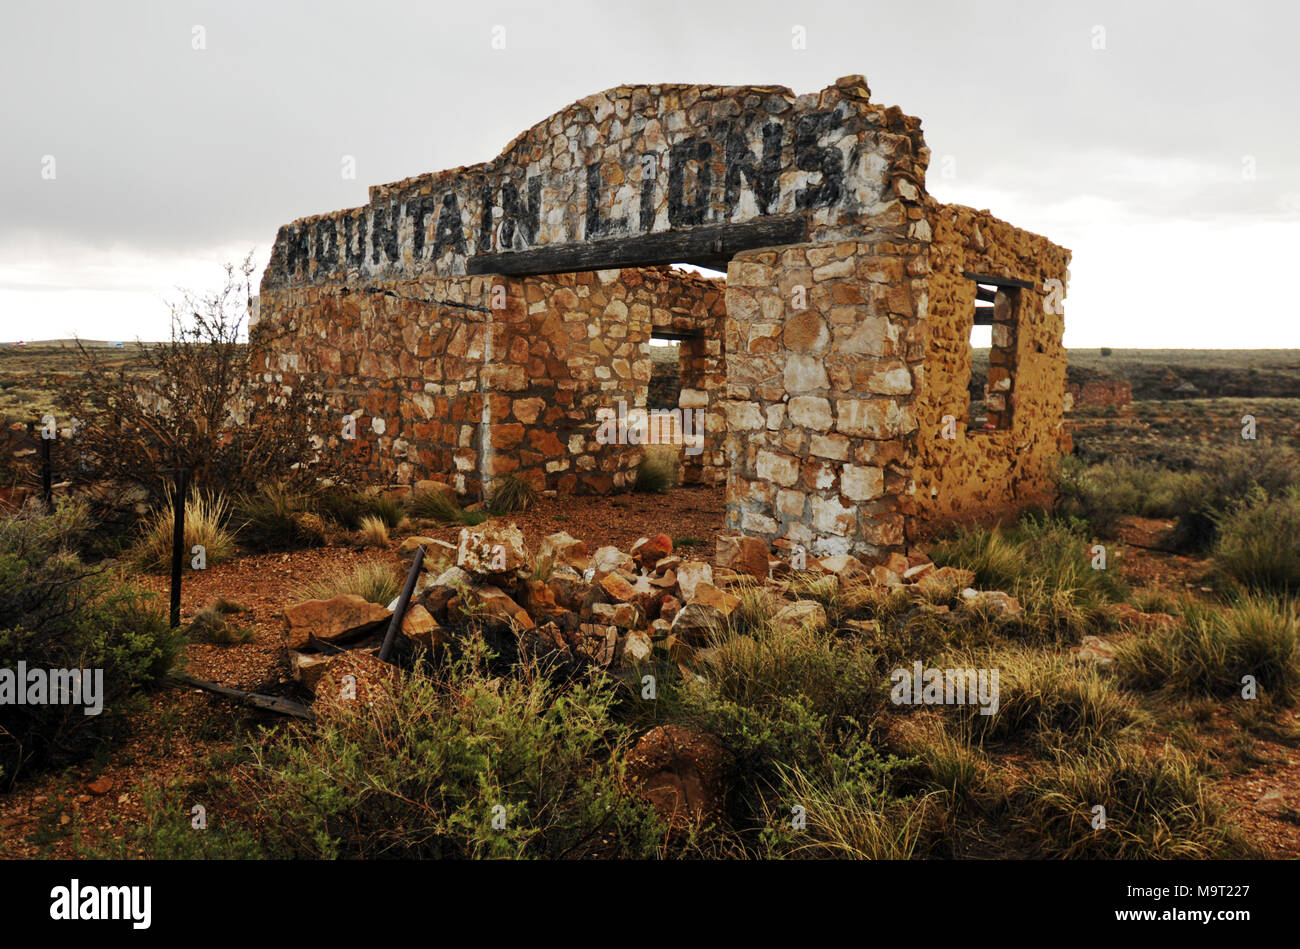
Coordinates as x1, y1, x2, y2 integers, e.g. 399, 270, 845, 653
467, 214, 809, 276
170, 675, 316, 721
962, 271, 1035, 290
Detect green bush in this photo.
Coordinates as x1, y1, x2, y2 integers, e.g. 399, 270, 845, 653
129, 490, 237, 572
1011, 742, 1253, 858
250, 640, 664, 858
1117, 596, 1299, 702
1166, 445, 1298, 552
233, 482, 325, 552
946, 645, 1139, 750
486, 475, 538, 515
315, 489, 404, 530
1212, 487, 1300, 595
409, 487, 482, 525
0, 505, 184, 787
1055, 458, 1204, 536
297, 561, 402, 607
931, 514, 1126, 640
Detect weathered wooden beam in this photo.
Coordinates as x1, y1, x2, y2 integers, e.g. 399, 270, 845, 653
467, 214, 809, 276
962, 271, 1035, 290
170, 675, 316, 721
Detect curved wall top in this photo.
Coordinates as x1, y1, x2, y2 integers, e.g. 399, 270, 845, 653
262, 75, 929, 291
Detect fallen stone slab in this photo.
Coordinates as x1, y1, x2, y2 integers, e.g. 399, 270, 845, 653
539, 531, 590, 572
717, 534, 771, 580
770, 599, 827, 634
283, 594, 392, 651
675, 561, 713, 601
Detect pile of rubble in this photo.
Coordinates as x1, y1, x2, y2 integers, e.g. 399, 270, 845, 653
280, 522, 1014, 703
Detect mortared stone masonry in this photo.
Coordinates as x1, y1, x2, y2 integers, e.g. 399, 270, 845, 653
253, 75, 1071, 563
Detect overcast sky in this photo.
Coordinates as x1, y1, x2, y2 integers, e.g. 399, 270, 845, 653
2, 0, 1297, 347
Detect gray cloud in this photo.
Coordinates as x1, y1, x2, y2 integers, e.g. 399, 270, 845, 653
1, 0, 1297, 341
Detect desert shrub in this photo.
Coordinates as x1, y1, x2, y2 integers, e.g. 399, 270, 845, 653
250, 641, 664, 858
945, 645, 1139, 750
129, 489, 237, 572
313, 488, 400, 530
1010, 742, 1254, 858
1116, 596, 1299, 702
757, 753, 934, 859
0, 505, 184, 787
297, 560, 402, 607
409, 487, 482, 525
632, 604, 890, 831
356, 514, 391, 548
185, 599, 254, 645
486, 475, 538, 515
233, 482, 325, 552
57, 255, 357, 502
633, 452, 678, 494
1166, 445, 1299, 552
82, 782, 269, 859
931, 514, 1125, 640
1056, 458, 1204, 535
1212, 487, 1300, 595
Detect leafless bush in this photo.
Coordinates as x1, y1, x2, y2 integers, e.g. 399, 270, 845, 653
57, 254, 355, 500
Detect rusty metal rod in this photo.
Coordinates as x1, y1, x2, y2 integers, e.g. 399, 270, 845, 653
378, 545, 424, 663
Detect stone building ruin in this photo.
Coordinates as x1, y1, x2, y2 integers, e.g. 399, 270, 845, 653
253, 75, 1071, 562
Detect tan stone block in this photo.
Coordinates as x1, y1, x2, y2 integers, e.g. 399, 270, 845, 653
840, 464, 885, 501
787, 396, 833, 432
756, 450, 800, 487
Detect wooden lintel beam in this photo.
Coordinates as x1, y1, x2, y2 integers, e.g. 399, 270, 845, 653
962, 271, 1035, 290
468, 214, 808, 277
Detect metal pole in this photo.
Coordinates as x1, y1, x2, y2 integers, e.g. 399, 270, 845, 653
378, 545, 424, 663
170, 467, 187, 629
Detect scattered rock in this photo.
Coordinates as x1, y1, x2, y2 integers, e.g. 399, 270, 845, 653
539, 531, 590, 571
814, 552, 871, 582
1105, 603, 1178, 631
770, 599, 827, 634
903, 562, 934, 582
418, 565, 473, 615
468, 584, 535, 629
283, 594, 392, 651
591, 545, 636, 576
86, 776, 113, 796
623, 629, 654, 663
631, 533, 673, 570
289, 650, 332, 692
1073, 634, 1117, 663
671, 583, 740, 643
959, 588, 1024, 620
457, 523, 528, 576
626, 725, 730, 827
675, 561, 713, 600
400, 603, 445, 651
716, 535, 771, 580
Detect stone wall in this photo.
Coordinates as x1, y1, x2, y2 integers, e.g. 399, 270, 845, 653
255, 73, 1071, 555
251, 265, 724, 496
722, 235, 929, 560
907, 200, 1072, 535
